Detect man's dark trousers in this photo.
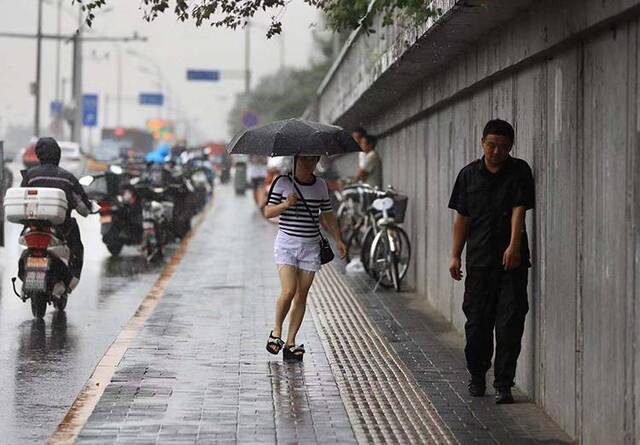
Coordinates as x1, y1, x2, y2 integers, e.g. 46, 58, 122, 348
62, 217, 84, 279
463, 266, 529, 389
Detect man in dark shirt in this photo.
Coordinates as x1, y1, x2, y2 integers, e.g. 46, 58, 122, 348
448, 119, 535, 404
21, 137, 92, 290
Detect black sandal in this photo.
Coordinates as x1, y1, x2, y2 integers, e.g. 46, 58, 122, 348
283, 344, 305, 361
266, 331, 285, 355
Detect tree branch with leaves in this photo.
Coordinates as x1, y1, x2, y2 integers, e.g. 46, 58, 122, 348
74, 0, 440, 36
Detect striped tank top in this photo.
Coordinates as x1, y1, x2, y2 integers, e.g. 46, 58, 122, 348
267, 175, 333, 239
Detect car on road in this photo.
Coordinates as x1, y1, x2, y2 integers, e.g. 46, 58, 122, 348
58, 141, 83, 173
59, 141, 81, 161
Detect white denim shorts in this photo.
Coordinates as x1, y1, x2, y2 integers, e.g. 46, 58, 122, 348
274, 231, 321, 272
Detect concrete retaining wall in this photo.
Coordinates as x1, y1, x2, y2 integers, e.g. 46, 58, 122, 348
311, 0, 640, 442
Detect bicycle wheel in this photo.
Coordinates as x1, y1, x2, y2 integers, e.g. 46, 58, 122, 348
337, 201, 357, 241
359, 227, 376, 277
370, 226, 411, 289
390, 251, 401, 292
389, 226, 411, 282
370, 230, 394, 288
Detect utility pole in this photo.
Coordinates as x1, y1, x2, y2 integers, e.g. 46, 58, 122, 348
244, 23, 251, 94
71, 9, 83, 144
0, 27, 146, 143
34, 0, 43, 137
104, 93, 110, 128
115, 44, 123, 126
55, 0, 62, 100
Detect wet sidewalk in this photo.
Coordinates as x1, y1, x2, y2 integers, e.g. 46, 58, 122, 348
71, 185, 571, 444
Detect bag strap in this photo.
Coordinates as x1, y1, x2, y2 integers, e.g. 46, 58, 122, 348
289, 175, 327, 240
265, 174, 288, 205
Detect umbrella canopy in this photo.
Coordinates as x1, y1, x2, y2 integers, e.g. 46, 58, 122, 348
227, 118, 361, 157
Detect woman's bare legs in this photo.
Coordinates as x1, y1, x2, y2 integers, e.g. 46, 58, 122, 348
273, 265, 298, 338
286, 269, 316, 346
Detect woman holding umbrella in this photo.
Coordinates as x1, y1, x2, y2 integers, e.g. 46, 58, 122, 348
228, 119, 358, 360
263, 154, 346, 360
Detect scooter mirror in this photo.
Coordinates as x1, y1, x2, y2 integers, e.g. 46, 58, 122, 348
79, 175, 94, 186
109, 165, 124, 175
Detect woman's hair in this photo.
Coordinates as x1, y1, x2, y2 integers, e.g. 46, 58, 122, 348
295, 154, 320, 163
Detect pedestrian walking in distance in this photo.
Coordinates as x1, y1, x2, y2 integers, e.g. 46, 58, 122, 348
448, 119, 535, 404
263, 155, 347, 361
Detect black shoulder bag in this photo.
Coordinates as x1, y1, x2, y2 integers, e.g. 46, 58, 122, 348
290, 176, 335, 265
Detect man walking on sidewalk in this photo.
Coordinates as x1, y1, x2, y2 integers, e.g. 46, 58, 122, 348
447, 119, 535, 404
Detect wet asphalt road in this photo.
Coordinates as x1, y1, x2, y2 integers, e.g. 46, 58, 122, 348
0, 162, 177, 444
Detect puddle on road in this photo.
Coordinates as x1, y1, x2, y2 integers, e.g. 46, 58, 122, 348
204, 285, 245, 291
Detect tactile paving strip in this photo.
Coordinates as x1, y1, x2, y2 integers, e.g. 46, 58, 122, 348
310, 265, 457, 444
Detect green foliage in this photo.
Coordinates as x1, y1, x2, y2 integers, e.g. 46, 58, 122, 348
226, 61, 331, 136
312, 0, 440, 33
226, 28, 336, 135
73, 0, 440, 36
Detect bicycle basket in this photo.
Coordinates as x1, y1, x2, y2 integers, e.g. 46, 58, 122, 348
392, 194, 408, 223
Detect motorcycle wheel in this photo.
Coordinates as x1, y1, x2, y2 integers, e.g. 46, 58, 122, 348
30, 293, 47, 319
173, 217, 191, 239
145, 239, 163, 262
54, 294, 68, 311
106, 241, 124, 256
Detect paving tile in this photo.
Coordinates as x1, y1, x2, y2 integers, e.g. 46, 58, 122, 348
76, 186, 571, 445
76, 188, 355, 444
334, 263, 573, 444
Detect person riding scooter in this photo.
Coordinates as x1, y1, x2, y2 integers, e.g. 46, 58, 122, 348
20, 137, 91, 291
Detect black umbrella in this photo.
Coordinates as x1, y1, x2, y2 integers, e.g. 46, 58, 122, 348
227, 118, 361, 157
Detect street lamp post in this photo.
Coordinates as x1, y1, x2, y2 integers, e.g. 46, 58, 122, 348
137, 65, 165, 118
34, 0, 43, 137
244, 23, 251, 94
71, 9, 83, 144
115, 44, 123, 126
128, 49, 168, 119
55, 0, 62, 101
0, 17, 146, 143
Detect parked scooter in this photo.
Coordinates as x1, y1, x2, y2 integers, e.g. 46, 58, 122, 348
234, 157, 248, 196
79, 165, 143, 256
185, 155, 213, 213
167, 171, 195, 239
129, 176, 170, 261
4, 187, 97, 318
159, 160, 198, 240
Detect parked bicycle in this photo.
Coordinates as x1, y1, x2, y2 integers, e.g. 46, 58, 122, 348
337, 182, 376, 256
344, 186, 411, 292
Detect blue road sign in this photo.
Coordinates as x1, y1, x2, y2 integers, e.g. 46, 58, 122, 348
242, 111, 259, 129
139, 93, 164, 106
187, 70, 220, 81
50, 100, 63, 115
82, 94, 98, 127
